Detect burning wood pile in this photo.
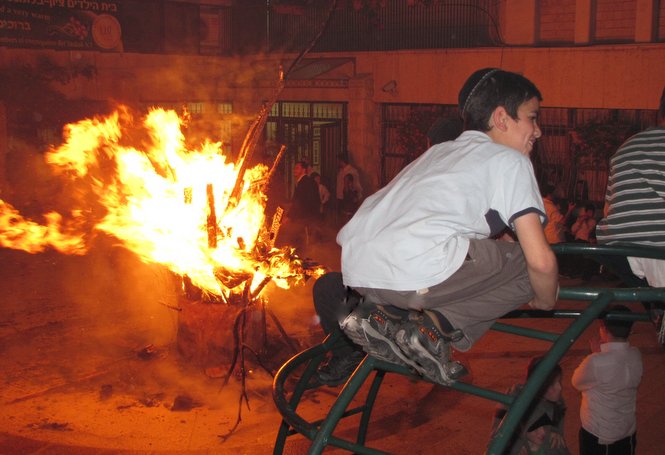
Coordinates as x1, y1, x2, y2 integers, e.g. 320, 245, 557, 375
0, 99, 329, 440
0, 104, 325, 362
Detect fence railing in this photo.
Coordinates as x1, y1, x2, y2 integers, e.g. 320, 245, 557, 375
267, 0, 502, 53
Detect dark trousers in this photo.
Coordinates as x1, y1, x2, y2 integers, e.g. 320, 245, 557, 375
579, 427, 636, 455
312, 272, 359, 355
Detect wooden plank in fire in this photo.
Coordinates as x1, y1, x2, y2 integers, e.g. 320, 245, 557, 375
225, 0, 339, 213
226, 67, 285, 212
267, 206, 284, 250
250, 145, 286, 192
206, 183, 217, 248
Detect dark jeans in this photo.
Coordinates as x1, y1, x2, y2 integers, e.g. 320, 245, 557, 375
312, 272, 359, 355
579, 427, 636, 455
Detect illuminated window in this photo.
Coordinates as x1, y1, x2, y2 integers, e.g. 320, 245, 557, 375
217, 103, 233, 115
313, 103, 343, 119
186, 102, 204, 115
282, 102, 310, 118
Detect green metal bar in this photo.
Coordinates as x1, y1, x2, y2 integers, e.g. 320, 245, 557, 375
357, 368, 386, 446
558, 287, 665, 302
490, 322, 559, 342
487, 291, 615, 455
551, 242, 665, 260
447, 380, 515, 406
316, 434, 392, 455
273, 333, 339, 452
502, 308, 651, 321
273, 244, 665, 454
308, 356, 378, 454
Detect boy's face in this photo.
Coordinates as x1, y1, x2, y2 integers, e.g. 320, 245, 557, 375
543, 374, 562, 402
526, 426, 547, 447
497, 96, 542, 156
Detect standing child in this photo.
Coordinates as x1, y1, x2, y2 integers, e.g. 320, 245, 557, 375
518, 413, 558, 455
572, 304, 643, 455
490, 356, 570, 454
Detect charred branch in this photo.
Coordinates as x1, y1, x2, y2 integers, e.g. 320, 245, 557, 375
206, 183, 217, 249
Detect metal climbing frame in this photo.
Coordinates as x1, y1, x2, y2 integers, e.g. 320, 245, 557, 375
272, 244, 665, 454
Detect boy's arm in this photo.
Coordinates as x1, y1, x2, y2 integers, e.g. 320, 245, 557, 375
513, 212, 559, 310
571, 356, 597, 391
571, 218, 581, 235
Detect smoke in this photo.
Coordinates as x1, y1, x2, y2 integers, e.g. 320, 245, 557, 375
0, 50, 337, 406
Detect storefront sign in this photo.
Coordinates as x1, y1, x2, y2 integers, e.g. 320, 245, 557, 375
0, 0, 122, 51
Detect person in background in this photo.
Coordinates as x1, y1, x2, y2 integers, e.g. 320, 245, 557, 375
310, 171, 331, 242
595, 86, 665, 288
280, 160, 320, 254
336, 154, 363, 221
571, 203, 596, 243
340, 173, 361, 223
490, 356, 570, 455
541, 184, 572, 245
568, 203, 598, 280
517, 414, 559, 455
572, 304, 643, 455
310, 171, 330, 218
426, 116, 464, 147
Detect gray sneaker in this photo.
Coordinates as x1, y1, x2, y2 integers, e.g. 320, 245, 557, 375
340, 300, 418, 369
395, 311, 467, 385
316, 350, 366, 387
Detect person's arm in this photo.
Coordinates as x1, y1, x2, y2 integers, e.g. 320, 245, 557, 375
351, 168, 363, 199
513, 212, 559, 310
571, 355, 597, 391
571, 216, 583, 236
320, 185, 330, 205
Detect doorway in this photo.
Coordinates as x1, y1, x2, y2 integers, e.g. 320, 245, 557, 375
266, 101, 347, 206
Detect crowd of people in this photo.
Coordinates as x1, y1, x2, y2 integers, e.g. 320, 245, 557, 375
280, 152, 366, 256
300, 69, 663, 454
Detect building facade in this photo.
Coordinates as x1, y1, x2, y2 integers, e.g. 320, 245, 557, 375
1, 0, 664, 206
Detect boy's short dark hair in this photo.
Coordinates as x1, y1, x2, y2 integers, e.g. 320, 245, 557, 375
602, 304, 634, 339
458, 68, 542, 132
526, 355, 562, 382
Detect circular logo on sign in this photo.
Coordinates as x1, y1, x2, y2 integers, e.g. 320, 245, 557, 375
92, 14, 121, 50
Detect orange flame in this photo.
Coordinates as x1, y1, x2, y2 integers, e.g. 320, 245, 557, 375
0, 106, 323, 297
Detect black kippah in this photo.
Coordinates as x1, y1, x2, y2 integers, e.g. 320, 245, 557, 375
458, 68, 501, 115
527, 413, 554, 432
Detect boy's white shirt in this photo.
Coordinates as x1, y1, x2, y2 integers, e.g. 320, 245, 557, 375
337, 130, 545, 291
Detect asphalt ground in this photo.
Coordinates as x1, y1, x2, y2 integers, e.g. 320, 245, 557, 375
1, 239, 664, 454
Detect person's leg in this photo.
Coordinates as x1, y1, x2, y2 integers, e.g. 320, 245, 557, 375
579, 427, 602, 455
606, 433, 636, 455
595, 254, 648, 287
423, 239, 535, 351
312, 272, 365, 386
363, 239, 533, 351
342, 239, 532, 384
313, 271, 352, 336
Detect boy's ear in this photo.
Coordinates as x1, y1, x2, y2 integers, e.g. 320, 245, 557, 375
490, 106, 510, 132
